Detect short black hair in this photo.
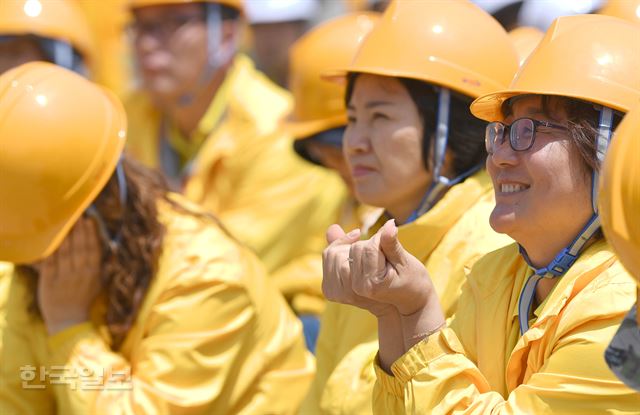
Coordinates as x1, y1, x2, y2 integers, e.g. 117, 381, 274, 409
345, 73, 487, 177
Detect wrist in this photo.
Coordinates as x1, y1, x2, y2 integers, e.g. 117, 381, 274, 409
368, 302, 401, 319
377, 311, 404, 374
400, 300, 445, 352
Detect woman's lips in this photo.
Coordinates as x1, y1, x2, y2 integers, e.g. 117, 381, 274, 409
351, 165, 376, 178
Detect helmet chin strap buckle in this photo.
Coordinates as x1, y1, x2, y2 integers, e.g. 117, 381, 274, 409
544, 248, 579, 277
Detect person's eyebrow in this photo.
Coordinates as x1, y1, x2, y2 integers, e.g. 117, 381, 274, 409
522, 106, 545, 116
347, 100, 393, 110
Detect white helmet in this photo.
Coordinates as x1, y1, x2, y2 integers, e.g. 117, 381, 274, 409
245, 0, 318, 24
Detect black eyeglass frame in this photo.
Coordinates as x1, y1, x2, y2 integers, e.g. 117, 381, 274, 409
485, 117, 569, 154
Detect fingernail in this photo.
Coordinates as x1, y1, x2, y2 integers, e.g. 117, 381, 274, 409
347, 229, 360, 238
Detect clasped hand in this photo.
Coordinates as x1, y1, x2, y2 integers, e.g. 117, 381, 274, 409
322, 219, 435, 317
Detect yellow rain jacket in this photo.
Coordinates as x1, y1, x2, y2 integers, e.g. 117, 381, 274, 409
301, 171, 513, 414
0, 195, 314, 415
125, 55, 345, 315
373, 239, 638, 414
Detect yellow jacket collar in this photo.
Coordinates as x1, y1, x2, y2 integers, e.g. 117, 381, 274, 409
511, 238, 617, 326
368, 170, 494, 263
164, 55, 243, 163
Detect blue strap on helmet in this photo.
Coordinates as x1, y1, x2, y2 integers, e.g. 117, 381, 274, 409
52, 39, 74, 71
517, 214, 601, 333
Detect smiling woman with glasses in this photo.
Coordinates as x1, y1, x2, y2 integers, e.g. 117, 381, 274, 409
321, 13, 640, 414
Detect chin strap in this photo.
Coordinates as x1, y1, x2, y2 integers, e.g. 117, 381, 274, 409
593, 106, 614, 212
178, 3, 238, 106
517, 214, 601, 334
85, 162, 128, 252
517, 106, 615, 335
405, 87, 482, 223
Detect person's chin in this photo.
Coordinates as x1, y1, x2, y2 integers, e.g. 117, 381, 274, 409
353, 185, 386, 209
143, 76, 177, 97
489, 206, 518, 235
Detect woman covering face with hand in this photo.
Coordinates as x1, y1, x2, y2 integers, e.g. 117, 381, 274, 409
0, 62, 313, 415
323, 13, 640, 414
305, 1, 518, 413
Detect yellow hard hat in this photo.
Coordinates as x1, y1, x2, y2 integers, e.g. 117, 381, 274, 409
0, 62, 126, 264
508, 26, 544, 67
471, 14, 640, 122
129, 0, 244, 14
599, 101, 640, 282
599, 0, 640, 25
287, 12, 379, 140
0, 0, 96, 66
327, 0, 519, 99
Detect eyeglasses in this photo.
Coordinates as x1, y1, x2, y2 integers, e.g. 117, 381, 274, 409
485, 117, 568, 154
129, 13, 205, 42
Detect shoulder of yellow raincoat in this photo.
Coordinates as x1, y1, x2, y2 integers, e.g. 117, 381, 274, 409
373, 240, 638, 414
0, 194, 314, 415
303, 171, 513, 414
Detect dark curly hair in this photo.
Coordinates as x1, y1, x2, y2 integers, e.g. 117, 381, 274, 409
20, 155, 218, 350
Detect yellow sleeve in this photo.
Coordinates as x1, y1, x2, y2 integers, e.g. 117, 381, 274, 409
373, 322, 638, 415
0, 273, 56, 415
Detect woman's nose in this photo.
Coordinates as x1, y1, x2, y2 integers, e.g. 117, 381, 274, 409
343, 124, 370, 155
489, 134, 518, 167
